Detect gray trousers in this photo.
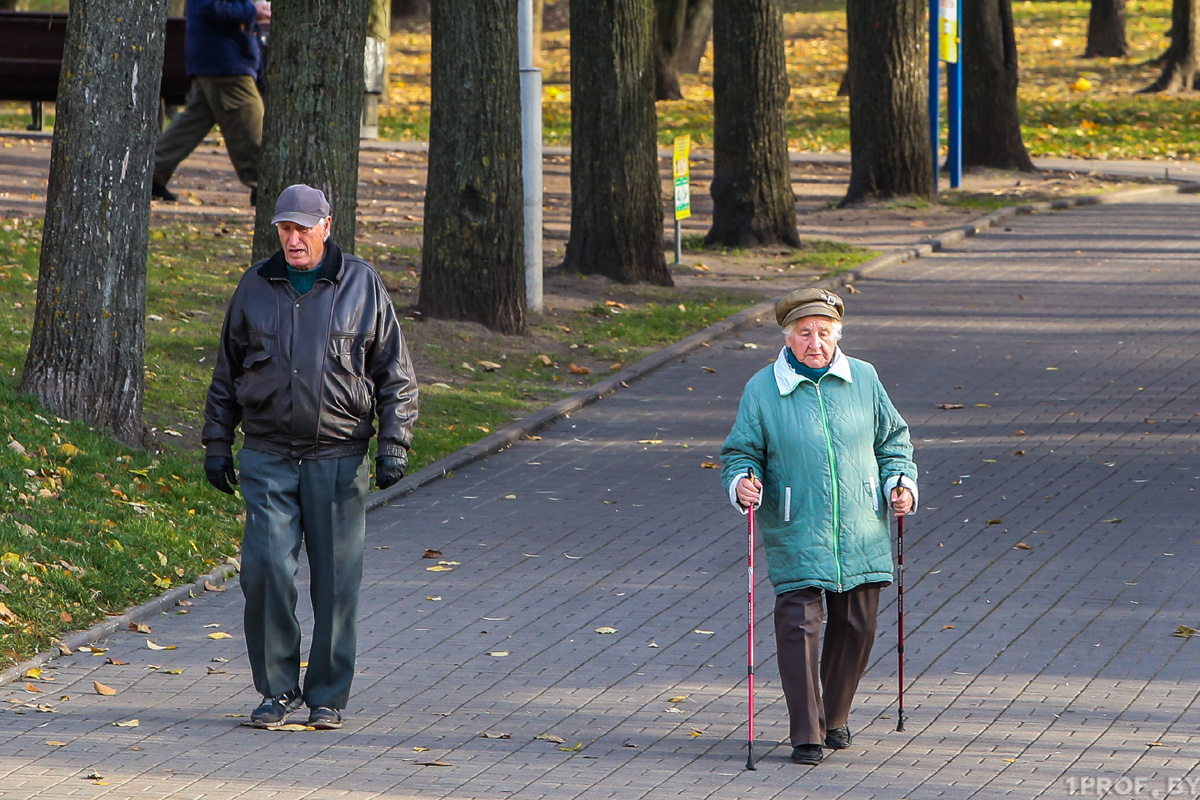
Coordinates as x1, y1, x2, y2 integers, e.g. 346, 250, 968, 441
238, 449, 369, 710
774, 583, 882, 747
153, 75, 263, 189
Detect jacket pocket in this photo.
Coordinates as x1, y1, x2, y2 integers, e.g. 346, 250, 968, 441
326, 335, 373, 418
234, 340, 277, 413
867, 476, 880, 513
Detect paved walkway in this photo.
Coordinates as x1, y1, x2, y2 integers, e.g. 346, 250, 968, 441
3, 194, 1200, 799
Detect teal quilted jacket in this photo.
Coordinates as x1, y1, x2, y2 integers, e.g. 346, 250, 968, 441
721, 348, 917, 595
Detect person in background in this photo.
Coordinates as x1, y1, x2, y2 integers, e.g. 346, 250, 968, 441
202, 184, 418, 729
721, 288, 917, 766
152, 0, 271, 205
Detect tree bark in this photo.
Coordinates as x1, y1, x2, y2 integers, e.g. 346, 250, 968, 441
20, 0, 168, 447
842, 0, 933, 205
418, 0, 526, 334
1142, 0, 1199, 92
391, 0, 429, 20
252, 0, 371, 261
563, 0, 672, 286
707, 0, 798, 248
1085, 0, 1128, 57
676, 0, 713, 74
655, 0, 686, 100
962, 0, 1035, 171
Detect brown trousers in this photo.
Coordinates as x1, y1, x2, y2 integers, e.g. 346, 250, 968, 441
773, 583, 882, 746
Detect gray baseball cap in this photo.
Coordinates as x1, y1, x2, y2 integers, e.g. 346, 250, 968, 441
271, 184, 331, 227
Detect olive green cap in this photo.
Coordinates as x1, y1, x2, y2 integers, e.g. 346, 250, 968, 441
775, 288, 844, 327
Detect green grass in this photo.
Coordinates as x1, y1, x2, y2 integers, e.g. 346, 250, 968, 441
0, 384, 244, 664
796, 240, 878, 276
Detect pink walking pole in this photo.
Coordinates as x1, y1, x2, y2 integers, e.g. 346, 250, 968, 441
746, 467, 757, 770
896, 489, 907, 732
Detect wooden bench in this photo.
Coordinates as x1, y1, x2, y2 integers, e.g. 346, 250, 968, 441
0, 11, 189, 131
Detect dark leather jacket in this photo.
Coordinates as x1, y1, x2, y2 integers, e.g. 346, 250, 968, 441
202, 241, 418, 460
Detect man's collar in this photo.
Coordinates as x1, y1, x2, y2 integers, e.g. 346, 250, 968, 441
259, 240, 343, 282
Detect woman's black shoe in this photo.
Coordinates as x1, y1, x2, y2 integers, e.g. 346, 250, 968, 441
791, 744, 823, 765
825, 725, 852, 749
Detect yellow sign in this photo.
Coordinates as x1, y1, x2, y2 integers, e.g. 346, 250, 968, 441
939, 0, 958, 63
673, 135, 691, 220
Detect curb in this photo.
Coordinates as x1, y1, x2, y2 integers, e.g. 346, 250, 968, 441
1, 181, 1184, 686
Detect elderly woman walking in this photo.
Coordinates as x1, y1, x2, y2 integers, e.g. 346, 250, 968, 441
721, 288, 918, 766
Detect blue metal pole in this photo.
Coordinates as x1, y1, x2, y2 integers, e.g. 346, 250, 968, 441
929, 0, 939, 192
947, 0, 962, 188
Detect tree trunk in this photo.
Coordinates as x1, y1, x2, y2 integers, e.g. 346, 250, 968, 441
1142, 0, 1199, 92
655, 0, 687, 100
1085, 0, 1128, 58
841, 0, 933, 205
19, 0, 168, 447
563, 0, 672, 286
418, 0, 526, 334
707, 0, 798, 248
676, 0, 713, 74
391, 0, 429, 20
962, 0, 1035, 171
252, 0, 371, 261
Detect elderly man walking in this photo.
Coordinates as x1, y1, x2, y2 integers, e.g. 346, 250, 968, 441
202, 184, 418, 729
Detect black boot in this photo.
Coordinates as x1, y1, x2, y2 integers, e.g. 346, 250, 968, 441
151, 182, 177, 202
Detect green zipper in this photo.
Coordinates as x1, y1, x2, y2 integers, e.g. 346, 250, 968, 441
815, 379, 842, 591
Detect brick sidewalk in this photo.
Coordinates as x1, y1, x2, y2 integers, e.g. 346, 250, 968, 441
2, 195, 1199, 799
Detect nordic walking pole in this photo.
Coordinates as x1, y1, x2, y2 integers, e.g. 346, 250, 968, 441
895, 475, 907, 733
746, 467, 757, 770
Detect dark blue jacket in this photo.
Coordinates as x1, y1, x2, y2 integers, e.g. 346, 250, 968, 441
185, 0, 261, 78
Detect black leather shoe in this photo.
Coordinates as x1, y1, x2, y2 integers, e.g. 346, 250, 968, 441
151, 181, 177, 202
791, 744, 823, 765
825, 725, 852, 749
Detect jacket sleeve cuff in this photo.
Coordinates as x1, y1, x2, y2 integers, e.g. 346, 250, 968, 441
728, 470, 761, 515
205, 441, 233, 459
883, 474, 918, 515
376, 441, 408, 459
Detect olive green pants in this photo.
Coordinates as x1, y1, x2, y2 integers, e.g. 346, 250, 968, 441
238, 449, 369, 710
153, 75, 263, 190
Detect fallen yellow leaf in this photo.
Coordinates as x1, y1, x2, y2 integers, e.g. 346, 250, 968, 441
146, 640, 177, 651
113, 719, 139, 727
207, 632, 234, 640
93, 681, 117, 696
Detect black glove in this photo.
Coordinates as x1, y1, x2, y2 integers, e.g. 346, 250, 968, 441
204, 455, 238, 495
375, 454, 407, 490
